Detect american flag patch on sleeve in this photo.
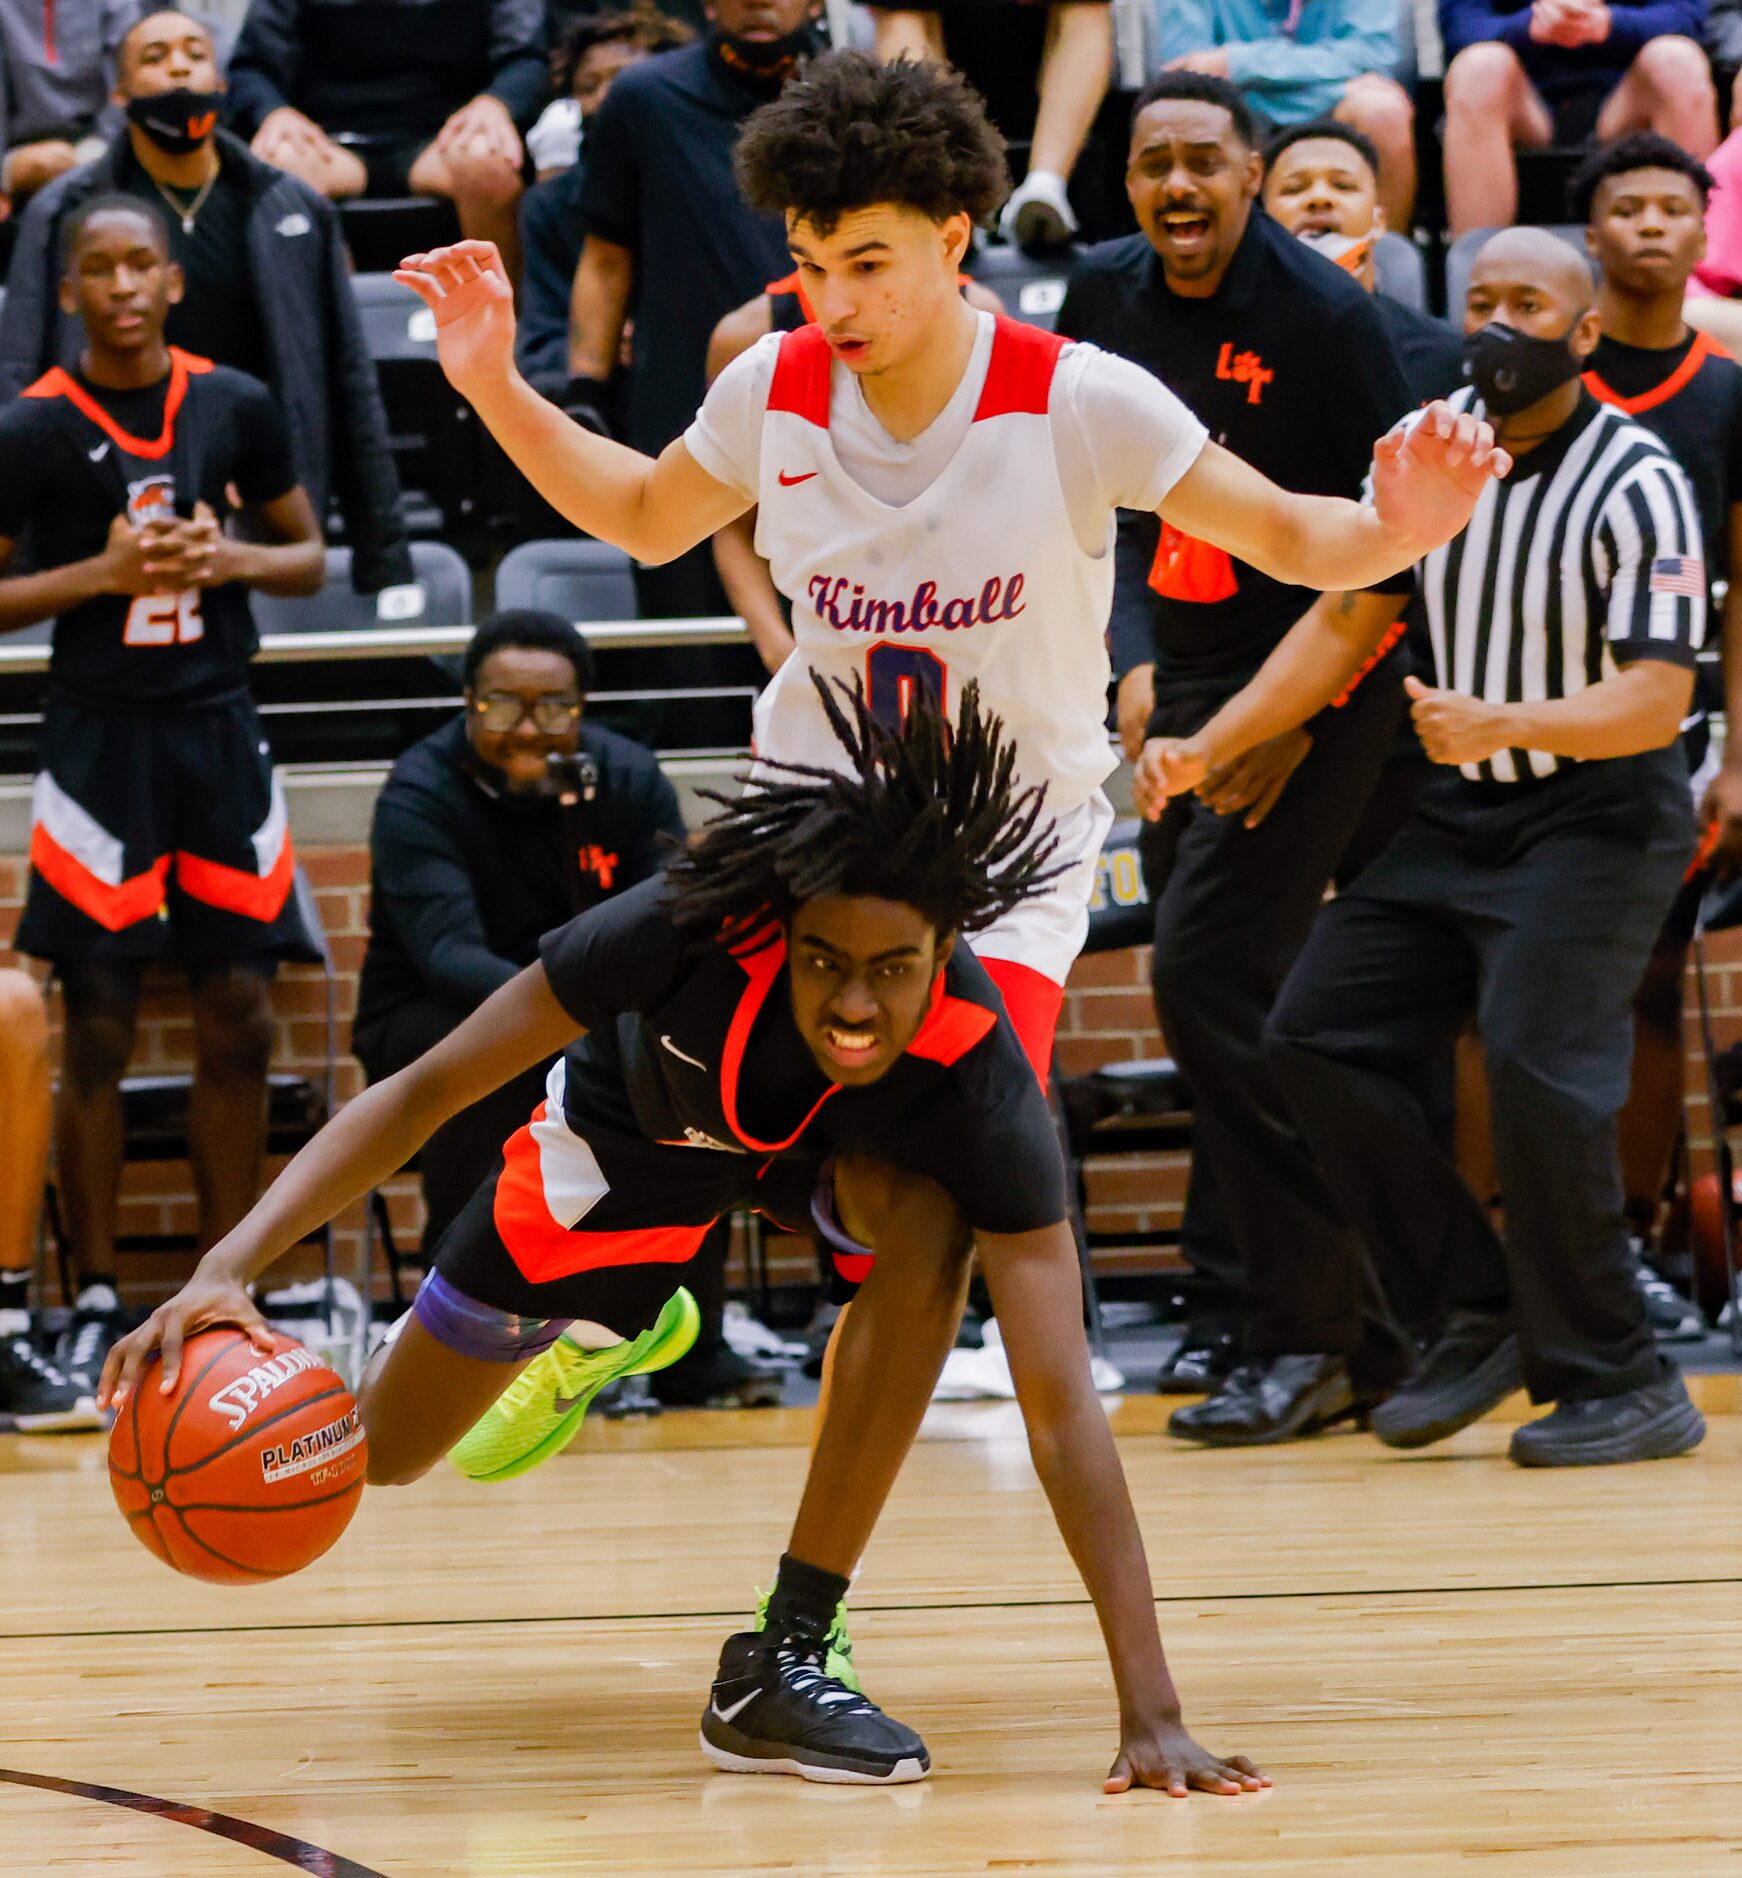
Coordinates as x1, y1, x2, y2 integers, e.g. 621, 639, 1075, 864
1649, 556, 1706, 598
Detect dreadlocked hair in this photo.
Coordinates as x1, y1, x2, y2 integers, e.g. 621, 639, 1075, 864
667, 674, 1062, 951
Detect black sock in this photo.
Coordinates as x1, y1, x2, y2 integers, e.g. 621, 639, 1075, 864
763, 1553, 850, 1648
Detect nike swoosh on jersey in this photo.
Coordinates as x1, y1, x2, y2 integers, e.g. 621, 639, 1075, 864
777, 469, 818, 487
660, 1034, 709, 1072
710, 1690, 759, 1725
87, 442, 109, 462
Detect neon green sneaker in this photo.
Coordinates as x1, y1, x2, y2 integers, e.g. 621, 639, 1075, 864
754, 1584, 859, 1692
449, 1288, 700, 1483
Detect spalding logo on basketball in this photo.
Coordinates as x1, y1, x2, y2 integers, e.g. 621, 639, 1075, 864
109, 1327, 367, 1583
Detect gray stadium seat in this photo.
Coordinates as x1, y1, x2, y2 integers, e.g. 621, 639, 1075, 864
252, 541, 472, 634
1444, 225, 1591, 324
1374, 232, 1427, 313
351, 272, 440, 363
495, 537, 638, 622
966, 241, 1077, 331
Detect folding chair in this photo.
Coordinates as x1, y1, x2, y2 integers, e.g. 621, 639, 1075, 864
1688, 877, 1742, 1355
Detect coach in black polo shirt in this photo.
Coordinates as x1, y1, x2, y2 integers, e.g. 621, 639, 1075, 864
354, 610, 684, 1252
1139, 228, 1708, 1467
1056, 71, 1418, 1434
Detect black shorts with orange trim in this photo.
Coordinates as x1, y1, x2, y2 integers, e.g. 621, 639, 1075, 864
16, 691, 303, 969
433, 1097, 822, 1334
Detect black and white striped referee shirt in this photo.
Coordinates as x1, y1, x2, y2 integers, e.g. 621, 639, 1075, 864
1409, 387, 1706, 783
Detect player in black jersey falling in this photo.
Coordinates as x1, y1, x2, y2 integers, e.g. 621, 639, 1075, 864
0, 194, 323, 1362
102, 681, 1270, 1799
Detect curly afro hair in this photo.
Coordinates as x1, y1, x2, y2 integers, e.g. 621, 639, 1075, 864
734, 50, 1010, 234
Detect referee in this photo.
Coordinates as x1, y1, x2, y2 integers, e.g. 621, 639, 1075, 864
1138, 227, 1708, 1467
1057, 71, 1417, 1420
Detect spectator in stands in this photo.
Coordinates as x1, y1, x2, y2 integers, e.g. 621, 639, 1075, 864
567, 0, 820, 620
1262, 118, 1462, 399
226, 0, 544, 274
0, 10, 413, 595
1057, 74, 1418, 1423
867, 1, 1114, 249
1157, 0, 1416, 228
518, 6, 692, 398
0, 195, 324, 1382
1575, 133, 1741, 1337
353, 608, 684, 1253
0, 970, 100, 1429
1439, 0, 1718, 235
0, 0, 137, 216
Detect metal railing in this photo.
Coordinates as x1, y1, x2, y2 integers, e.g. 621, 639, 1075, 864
0, 615, 751, 675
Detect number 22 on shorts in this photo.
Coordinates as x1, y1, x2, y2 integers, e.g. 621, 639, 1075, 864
123, 590, 205, 646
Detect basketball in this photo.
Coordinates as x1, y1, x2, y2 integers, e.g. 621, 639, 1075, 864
108, 1327, 367, 1584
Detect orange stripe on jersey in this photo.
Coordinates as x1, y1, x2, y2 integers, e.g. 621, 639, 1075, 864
492, 1106, 713, 1282
1583, 330, 1723, 416
976, 956, 1061, 1083
174, 837, 296, 923
972, 316, 1067, 422
29, 825, 171, 930
22, 347, 215, 460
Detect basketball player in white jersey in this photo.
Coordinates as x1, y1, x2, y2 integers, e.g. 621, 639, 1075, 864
397, 53, 1503, 1073
393, 51, 1508, 1792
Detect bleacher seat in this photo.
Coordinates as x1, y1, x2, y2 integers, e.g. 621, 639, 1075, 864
252, 542, 472, 635
1374, 232, 1428, 313
352, 272, 487, 554
1445, 225, 1591, 324
339, 196, 460, 275
495, 537, 638, 622
967, 241, 1077, 330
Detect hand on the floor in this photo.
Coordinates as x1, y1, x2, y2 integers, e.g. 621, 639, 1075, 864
97, 1273, 276, 1409
1104, 1720, 1270, 1797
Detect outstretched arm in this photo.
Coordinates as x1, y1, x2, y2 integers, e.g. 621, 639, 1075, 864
98, 964, 581, 1403
981, 1221, 1271, 1797
1160, 402, 1507, 594
396, 240, 750, 564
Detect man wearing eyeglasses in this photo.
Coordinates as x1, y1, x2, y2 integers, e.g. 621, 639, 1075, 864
354, 608, 684, 1262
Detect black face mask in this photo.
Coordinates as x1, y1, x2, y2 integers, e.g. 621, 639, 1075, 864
1461, 319, 1584, 417
712, 23, 813, 86
126, 88, 223, 157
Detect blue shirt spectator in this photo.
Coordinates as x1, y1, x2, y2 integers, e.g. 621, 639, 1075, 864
1438, 0, 1716, 234
1157, 0, 1417, 224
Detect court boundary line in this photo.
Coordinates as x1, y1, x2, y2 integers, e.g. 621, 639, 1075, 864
0, 1766, 391, 1877
7, 1571, 1739, 1644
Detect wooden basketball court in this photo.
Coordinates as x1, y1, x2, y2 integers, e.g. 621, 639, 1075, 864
6, 1380, 1740, 1875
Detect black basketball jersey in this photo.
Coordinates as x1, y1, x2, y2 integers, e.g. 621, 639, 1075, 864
1584, 330, 1742, 585
0, 349, 298, 705
537, 876, 1068, 1237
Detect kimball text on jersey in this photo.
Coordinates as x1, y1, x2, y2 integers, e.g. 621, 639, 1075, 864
806, 573, 1027, 635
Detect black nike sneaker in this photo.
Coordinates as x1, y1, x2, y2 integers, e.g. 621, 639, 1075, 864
700, 1630, 930, 1785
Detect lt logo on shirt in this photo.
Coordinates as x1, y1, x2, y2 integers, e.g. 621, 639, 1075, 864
1215, 344, 1274, 406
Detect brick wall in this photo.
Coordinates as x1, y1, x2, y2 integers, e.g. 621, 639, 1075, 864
7, 837, 1741, 1310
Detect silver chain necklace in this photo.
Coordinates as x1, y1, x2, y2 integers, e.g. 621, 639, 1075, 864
152, 170, 217, 235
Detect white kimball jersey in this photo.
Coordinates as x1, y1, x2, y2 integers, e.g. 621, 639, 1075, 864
685, 309, 1208, 813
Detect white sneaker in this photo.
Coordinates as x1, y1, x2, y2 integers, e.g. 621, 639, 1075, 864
999, 169, 1078, 251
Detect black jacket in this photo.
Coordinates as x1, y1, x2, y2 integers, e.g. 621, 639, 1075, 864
353, 715, 686, 1041
0, 131, 412, 592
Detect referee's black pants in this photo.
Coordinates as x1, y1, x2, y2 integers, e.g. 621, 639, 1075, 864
1265, 750, 1693, 1405
1141, 661, 1413, 1388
